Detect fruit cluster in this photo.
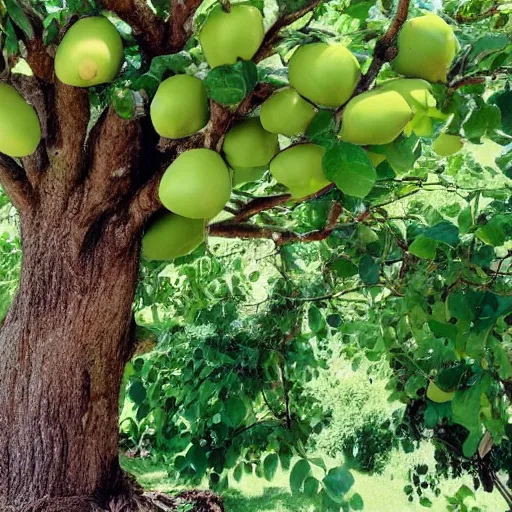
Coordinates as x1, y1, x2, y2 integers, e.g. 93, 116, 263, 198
0, 7, 463, 261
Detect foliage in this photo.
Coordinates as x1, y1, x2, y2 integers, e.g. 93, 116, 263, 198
0, 0, 511, 510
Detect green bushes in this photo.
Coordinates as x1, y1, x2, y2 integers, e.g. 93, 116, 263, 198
311, 364, 401, 474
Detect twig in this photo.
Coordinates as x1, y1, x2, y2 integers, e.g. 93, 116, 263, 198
254, 0, 324, 63
355, 0, 411, 93
455, 5, 499, 23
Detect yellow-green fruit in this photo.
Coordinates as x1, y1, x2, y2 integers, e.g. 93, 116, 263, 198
0, 83, 41, 157
260, 87, 316, 137
142, 213, 205, 261
199, 5, 264, 68
288, 43, 361, 108
432, 134, 463, 157
379, 78, 436, 112
392, 14, 458, 83
269, 144, 330, 199
159, 149, 231, 219
222, 117, 279, 169
339, 90, 413, 145
426, 381, 456, 403
55, 16, 124, 87
150, 75, 209, 139
366, 151, 386, 167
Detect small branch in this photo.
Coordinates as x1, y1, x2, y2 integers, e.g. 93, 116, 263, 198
230, 194, 291, 222
449, 76, 486, 90
254, 0, 324, 63
0, 154, 33, 212
355, 0, 411, 93
210, 202, 342, 244
99, 0, 166, 57
168, 0, 202, 53
455, 5, 499, 23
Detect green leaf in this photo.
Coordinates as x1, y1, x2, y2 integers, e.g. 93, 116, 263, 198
263, 453, 279, 481
422, 221, 460, 246
323, 141, 377, 198
463, 102, 501, 142
488, 88, 512, 135
128, 381, 146, 405
303, 476, 320, 498
5, 0, 34, 39
290, 459, 311, 495
331, 258, 358, 278
405, 374, 427, 398
322, 466, 354, 504
204, 61, 258, 105
475, 215, 506, 247
233, 463, 243, 482
490, 338, 512, 380
350, 493, 364, 510
420, 497, 433, 508
4, 19, 20, 56
186, 444, 208, 477
359, 255, 379, 285
306, 110, 336, 146
308, 305, 325, 333
409, 235, 437, 259
224, 396, 247, 428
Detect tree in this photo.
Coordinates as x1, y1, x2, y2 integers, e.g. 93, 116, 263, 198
0, 0, 510, 511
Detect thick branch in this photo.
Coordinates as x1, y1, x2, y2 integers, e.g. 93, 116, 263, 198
0, 154, 33, 212
168, 0, 202, 53
356, 0, 411, 92
210, 202, 342, 244
100, 0, 166, 57
254, 0, 324, 63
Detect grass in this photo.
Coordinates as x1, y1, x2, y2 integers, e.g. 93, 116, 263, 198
121, 451, 508, 512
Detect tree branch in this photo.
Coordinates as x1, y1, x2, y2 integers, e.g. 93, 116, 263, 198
168, 0, 202, 53
254, 0, 324, 63
209, 202, 342, 244
99, 0, 166, 57
455, 5, 499, 23
356, 0, 411, 93
0, 154, 33, 212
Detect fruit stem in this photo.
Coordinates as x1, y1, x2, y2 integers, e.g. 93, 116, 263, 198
220, 0, 232, 12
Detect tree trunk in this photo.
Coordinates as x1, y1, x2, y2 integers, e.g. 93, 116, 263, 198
0, 208, 140, 509
0, 181, 223, 511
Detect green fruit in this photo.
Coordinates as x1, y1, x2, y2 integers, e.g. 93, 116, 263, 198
55, 16, 124, 87
222, 117, 279, 168
151, 75, 209, 139
232, 166, 267, 187
426, 381, 455, 403
199, 5, 264, 68
260, 87, 316, 137
269, 144, 330, 199
142, 213, 206, 261
392, 14, 458, 83
288, 43, 361, 108
432, 134, 463, 157
379, 78, 436, 112
366, 151, 386, 167
0, 83, 41, 157
159, 149, 231, 219
339, 90, 413, 145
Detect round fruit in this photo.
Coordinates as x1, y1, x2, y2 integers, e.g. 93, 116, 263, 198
366, 151, 386, 167
260, 87, 316, 137
0, 83, 41, 157
55, 16, 124, 87
432, 133, 463, 157
142, 213, 206, 261
426, 381, 455, 403
391, 14, 458, 83
159, 149, 231, 219
379, 78, 436, 112
232, 166, 267, 186
222, 117, 279, 169
199, 5, 264, 68
339, 90, 413, 145
288, 43, 361, 108
151, 75, 209, 139
269, 144, 330, 199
